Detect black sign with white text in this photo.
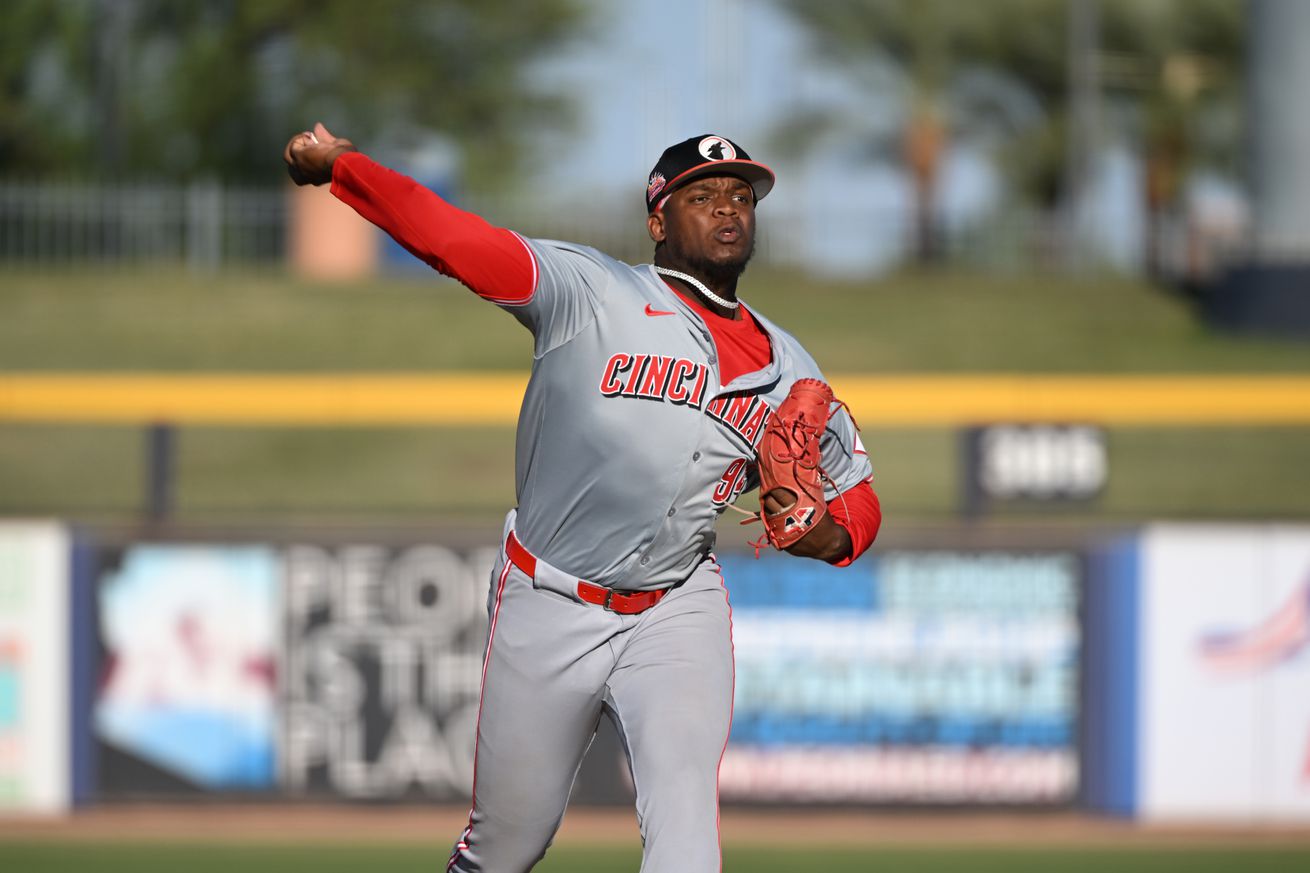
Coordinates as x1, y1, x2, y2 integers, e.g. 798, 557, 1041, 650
962, 424, 1108, 515
280, 544, 495, 801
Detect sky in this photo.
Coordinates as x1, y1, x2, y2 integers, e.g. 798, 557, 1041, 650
534, 0, 813, 186
524, 0, 929, 273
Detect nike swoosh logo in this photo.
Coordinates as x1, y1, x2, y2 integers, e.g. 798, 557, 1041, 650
645, 304, 676, 317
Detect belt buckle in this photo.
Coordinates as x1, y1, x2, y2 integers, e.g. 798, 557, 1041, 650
602, 588, 616, 611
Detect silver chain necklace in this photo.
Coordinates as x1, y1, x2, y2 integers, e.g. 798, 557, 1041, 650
654, 267, 740, 310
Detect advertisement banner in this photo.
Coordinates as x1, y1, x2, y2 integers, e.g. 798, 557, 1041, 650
718, 549, 1081, 804
1138, 524, 1310, 820
280, 543, 495, 801
0, 521, 71, 813
95, 545, 279, 792
83, 533, 1088, 808
91, 539, 498, 801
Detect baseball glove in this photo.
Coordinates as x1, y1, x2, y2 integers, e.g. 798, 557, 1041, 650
749, 378, 840, 550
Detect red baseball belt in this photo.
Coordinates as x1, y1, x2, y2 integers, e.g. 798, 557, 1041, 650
505, 530, 669, 615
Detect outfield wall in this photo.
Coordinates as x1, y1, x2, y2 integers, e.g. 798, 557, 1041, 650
1, 520, 1307, 820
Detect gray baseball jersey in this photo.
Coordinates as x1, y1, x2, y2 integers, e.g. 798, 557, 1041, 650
504, 238, 872, 589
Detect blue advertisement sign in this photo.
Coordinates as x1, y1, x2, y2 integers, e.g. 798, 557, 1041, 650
718, 549, 1081, 804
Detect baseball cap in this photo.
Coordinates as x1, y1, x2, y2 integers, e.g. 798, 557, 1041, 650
645, 134, 775, 213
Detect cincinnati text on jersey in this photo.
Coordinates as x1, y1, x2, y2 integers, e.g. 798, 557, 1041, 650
704, 393, 772, 448
597, 353, 775, 449
598, 353, 711, 407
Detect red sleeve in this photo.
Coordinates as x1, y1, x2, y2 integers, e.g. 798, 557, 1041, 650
329, 151, 537, 303
825, 479, 881, 567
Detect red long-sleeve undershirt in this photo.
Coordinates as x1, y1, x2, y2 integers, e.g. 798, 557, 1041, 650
827, 479, 881, 566
331, 151, 538, 302
330, 150, 880, 564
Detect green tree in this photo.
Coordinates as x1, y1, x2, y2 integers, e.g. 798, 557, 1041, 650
0, 1, 99, 175
1098, 0, 1243, 275
0, 0, 587, 188
774, 0, 1243, 270
977, 0, 1243, 271
774, 0, 1055, 263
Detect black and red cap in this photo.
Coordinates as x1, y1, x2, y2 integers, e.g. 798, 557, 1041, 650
645, 134, 775, 213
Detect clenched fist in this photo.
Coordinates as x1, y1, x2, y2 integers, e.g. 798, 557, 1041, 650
284, 122, 356, 186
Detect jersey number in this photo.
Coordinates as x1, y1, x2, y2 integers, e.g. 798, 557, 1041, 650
711, 458, 750, 506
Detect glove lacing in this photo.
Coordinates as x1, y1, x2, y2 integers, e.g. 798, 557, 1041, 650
729, 397, 859, 557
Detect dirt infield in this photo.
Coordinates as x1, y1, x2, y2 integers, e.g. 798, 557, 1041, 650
2, 805, 1308, 849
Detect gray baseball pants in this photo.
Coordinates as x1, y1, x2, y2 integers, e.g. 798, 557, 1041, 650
447, 515, 734, 873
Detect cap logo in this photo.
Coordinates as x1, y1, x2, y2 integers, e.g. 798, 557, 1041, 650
698, 136, 736, 162
647, 172, 667, 201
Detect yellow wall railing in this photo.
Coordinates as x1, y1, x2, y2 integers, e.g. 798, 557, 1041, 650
2, 373, 1308, 426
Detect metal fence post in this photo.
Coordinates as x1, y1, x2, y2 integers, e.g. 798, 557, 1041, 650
146, 423, 175, 521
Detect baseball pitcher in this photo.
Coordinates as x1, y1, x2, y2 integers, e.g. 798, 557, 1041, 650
284, 123, 882, 873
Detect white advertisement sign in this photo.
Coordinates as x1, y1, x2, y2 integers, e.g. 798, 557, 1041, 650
0, 521, 71, 814
1139, 524, 1310, 821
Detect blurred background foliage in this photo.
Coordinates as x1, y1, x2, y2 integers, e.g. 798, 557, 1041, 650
0, 0, 1254, 278
775, 0, 1243, 266
1, 0, 1242, 209
0, 0, 587, 188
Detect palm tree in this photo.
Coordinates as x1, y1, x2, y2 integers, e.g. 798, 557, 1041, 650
1098, 0, 1243, 276
775, 0, 1056, 264
776, 0, 1243, 273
